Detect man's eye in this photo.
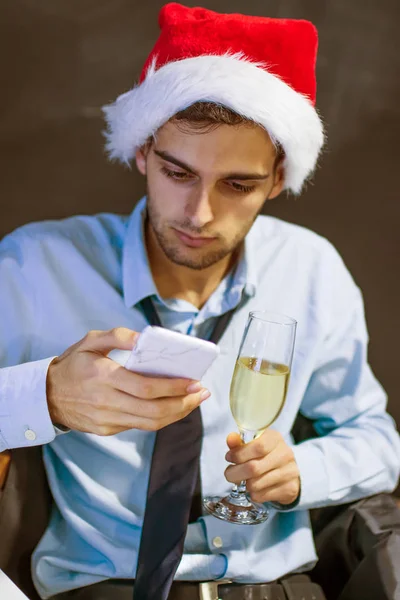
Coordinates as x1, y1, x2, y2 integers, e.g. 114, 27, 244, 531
161, 167, 190, 180
229, 181, 256, 193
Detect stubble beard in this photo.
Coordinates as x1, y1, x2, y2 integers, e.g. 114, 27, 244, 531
146, 191, 257, 271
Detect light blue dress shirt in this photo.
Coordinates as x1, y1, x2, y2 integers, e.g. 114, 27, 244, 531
0, 197, 399, 599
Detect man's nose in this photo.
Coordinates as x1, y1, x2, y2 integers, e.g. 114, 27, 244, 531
185, 188, 214, 229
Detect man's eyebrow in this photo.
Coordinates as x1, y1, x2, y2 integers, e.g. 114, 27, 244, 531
154, 150, 197, 174
223, 172, 270, 181
153, 149, 270, 181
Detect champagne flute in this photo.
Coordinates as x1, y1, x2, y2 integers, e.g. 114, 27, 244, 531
203, 310, 297, 525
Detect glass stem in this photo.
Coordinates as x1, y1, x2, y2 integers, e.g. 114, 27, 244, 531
231, 480, 247, 497
229, 430, 256, 502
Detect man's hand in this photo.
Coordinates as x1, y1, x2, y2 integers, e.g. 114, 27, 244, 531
224, 430, 300, 505
46, 327, 210, 435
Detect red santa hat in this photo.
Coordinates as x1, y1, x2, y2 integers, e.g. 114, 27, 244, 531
103, 3, 324, 194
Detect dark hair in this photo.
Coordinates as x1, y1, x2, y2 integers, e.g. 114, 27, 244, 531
172, 101, 254, 129
147, 101, 284, 167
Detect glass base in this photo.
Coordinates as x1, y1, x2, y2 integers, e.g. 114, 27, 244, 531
203, 494, 269, 525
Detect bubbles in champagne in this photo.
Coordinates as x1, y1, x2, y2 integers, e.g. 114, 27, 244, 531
230, 357, 290, 433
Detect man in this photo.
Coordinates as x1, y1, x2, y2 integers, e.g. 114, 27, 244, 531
0, 3, 399, 600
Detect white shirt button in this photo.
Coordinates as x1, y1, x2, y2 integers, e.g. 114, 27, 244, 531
24, 429, 36, 441
212, 536, 223, 549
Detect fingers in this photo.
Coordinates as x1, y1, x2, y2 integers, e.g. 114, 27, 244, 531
65, 409, 162, 436
79, 327, 139, 355
85, 405, 204, 436
224, 432, 301, 506
48, 328, 211, 434
107, 361, 204, 400
58, 384, 210, 436
80, 328, 209, 400
224, 446, 286, 482
225, 460, 300, 505
248, 480, 301, 505
245, 463, 300, 494
226, 432, 242, 450
226, 429, 283, 464
95, 386, 210, 421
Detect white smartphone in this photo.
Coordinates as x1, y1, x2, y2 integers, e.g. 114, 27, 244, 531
108, 326, 220, 380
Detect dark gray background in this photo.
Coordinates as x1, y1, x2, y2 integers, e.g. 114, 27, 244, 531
1, 1, 399, 460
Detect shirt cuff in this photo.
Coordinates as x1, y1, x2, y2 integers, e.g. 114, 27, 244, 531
290, 441, 330, 510
0, 357, 58, 451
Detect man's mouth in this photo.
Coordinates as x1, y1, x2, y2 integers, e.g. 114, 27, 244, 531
172, 228, 217, 248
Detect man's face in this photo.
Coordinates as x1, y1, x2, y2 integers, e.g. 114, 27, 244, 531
135, 120, 284, 270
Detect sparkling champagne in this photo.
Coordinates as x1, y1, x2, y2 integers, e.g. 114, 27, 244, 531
230, 357, 290, 433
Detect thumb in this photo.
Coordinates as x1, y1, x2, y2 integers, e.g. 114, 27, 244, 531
226, 432, 242, 450
79, 327, 140, 356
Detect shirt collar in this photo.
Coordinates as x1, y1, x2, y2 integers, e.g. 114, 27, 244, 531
122, 197, 157, 308
238, 236, 257, 299
122, 196, 258, 309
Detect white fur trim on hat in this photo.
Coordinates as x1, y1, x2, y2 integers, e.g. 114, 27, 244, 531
102, 54, 324, 194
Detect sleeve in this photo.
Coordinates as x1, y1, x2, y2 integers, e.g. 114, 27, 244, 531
0, 231, 58, 451
291, 247, 400, 511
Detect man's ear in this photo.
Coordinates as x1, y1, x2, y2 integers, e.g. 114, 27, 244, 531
135, 146, 148, 176
268, 158, 285, 200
